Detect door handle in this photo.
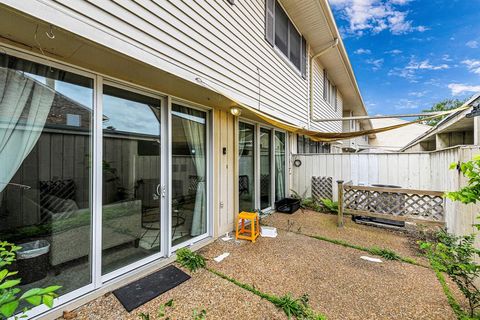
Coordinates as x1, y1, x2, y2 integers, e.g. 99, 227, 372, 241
161, 185, 166, 198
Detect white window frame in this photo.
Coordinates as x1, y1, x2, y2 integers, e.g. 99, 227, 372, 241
0, 43, 214, 319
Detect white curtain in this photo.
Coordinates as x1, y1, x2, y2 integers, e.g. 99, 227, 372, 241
275, 133, 285, 200
0, 66, 56, 193
181, 110, 206, 237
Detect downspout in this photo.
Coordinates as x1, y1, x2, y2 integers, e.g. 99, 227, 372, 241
309, 38, 339, 126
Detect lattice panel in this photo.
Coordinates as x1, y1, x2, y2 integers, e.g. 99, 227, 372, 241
311, 176, 333, 201
343, 188, 445, 222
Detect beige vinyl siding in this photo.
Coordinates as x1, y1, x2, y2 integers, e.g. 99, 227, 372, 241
19, 0, 309, 126
3, 0, 350, 133
310, 55, 342, 132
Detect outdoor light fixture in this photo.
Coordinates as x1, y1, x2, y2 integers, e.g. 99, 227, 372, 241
466, 100, 480, 118
230, 107, 242, 117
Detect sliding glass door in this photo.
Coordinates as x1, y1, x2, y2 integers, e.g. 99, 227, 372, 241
0, 53, 93, 297
260, 128, 272, 210
238, 122, 256, 212
171, 103, 208, 247
238, 120, 287, 213
101, 84, 163, 276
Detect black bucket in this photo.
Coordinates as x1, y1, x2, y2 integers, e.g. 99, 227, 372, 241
16, 240, 50, 284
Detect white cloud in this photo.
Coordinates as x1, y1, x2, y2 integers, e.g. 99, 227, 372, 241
448, 83, 480, 96
408, 90, 428, 97
466, 40, 479, 48
329, 0, 428, 36
366, 58, 384, 70
462, 59, 480, 74
406, 59, 449, 70
442, 54, 453, 62
395, 98, 420, 109
354, 48, 372, 54
385, 49, 402, 55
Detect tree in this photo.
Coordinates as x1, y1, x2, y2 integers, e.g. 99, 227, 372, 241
419, 98, 465, 126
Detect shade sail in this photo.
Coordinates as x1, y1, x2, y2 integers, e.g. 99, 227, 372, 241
195, 77, 471, 142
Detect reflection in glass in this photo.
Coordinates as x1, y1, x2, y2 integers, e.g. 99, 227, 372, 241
275, 131, 286, 201
260, 128, 272, 209
101, 85, 161, 275
0, 54, 93, 297
171, 104, 207, 246
239, 122, 255, 212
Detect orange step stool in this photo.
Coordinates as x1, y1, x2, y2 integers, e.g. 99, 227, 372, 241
235, 211, 260, 243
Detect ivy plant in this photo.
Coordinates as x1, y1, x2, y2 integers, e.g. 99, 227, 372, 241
0, 241, 61, 319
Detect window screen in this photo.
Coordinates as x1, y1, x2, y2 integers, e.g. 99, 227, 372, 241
289, 21, 301, 69
274, 1, 289, 56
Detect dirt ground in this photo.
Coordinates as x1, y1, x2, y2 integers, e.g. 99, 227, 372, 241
66, 211, 460, 320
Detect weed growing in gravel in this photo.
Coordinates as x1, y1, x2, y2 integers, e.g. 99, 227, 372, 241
192, 308, 207, 319
158, 299, 174, 318
138, 312, 151, 320
176, 248, 206, 272
206, 267, 326, 320
370, 247, 401, 260
303, 234, 421, 266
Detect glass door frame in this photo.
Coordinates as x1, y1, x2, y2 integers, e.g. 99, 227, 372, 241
99, 79, 169, 283
169, 98, 213, 254
237, 117, 289, 213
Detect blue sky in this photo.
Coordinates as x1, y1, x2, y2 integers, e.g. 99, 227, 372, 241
329, 0, 480, 115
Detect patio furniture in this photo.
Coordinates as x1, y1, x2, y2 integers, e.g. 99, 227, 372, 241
235, 211, 259, 243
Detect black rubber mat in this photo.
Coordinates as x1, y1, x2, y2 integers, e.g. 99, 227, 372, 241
113, 265, 190, 312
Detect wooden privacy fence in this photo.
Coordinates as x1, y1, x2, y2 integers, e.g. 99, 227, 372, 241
336, 180, 446, 227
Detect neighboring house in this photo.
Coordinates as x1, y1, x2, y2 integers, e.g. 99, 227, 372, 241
402, 94, 480, 152
341, 110, 372, 152
364, 118, 431, 152
0, 0, 369, 318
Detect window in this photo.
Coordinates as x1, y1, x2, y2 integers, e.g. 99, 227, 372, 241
0, 53, 94, 298
297, 135, 331, 154
323, 69, 337, 107
266, 0, 307, 77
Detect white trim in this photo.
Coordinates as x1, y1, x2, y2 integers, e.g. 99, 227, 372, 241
93, 74, 103, 289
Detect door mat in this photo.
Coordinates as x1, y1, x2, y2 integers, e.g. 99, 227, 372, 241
113, 265, 190, 312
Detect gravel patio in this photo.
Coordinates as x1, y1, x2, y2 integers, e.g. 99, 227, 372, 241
66, 210, 462, 320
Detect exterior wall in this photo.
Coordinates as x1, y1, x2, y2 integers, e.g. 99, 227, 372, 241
2, 0, 343, 132
311, 56, 342, 132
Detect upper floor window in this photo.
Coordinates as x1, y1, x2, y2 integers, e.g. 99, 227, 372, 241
297, 135, 331, 154
265, 0, 307, 78
323, 69, 337, 109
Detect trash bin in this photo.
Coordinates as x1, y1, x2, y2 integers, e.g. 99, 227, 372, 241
16, 240, 50, 284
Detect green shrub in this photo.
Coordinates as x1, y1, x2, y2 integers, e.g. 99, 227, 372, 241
320, 199, 338, 213
176, 248, 206, 272
421, 156, 480, 318
0, 241, 61, 319
421, 231, 480, 318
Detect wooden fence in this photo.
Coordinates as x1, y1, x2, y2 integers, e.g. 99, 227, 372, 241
337, 181, 446, 227
291, 146, 480, 237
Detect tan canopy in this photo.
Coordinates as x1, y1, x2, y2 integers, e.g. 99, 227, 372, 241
196, 77, 471, 142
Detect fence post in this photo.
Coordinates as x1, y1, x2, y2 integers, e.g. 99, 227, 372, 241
337, 180, 344, 227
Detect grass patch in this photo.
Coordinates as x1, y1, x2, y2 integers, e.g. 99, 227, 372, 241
290, 232, 424, 267
206, 267, 326, 320
176, 248, 206, 272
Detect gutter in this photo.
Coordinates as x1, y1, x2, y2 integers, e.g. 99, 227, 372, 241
309, 38, 339, 127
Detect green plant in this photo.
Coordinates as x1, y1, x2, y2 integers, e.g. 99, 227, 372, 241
138, 312, 151, 320
370, 247, 401, 261
192, 308, 206, 320
320, 199, 338, 213
420, 156, 480, 318
158, 299, 174, 318
290, 190, 323, 212
421, 231, 480, 318
176, 248, 206, 272
206, 267, 326, 320
0, 241, 61, 319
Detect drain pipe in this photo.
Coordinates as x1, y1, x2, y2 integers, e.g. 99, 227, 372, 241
309, 38, 339, 126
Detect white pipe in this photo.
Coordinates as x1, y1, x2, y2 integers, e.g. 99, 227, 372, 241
309, 38, 339, 126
